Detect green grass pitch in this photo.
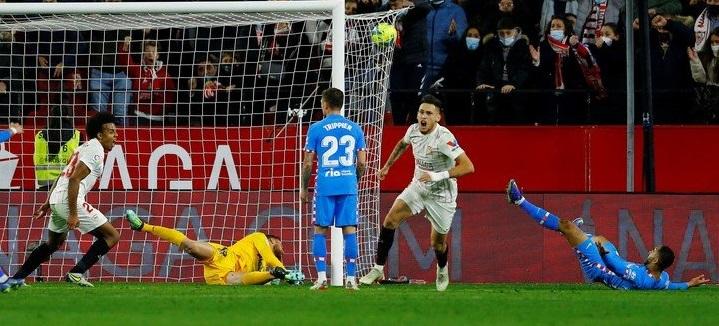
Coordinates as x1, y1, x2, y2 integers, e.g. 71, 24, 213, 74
1, 283, 718, 325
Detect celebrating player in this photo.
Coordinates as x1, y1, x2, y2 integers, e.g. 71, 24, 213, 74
360, 95, 475, 291
125, 210, 295, 285
0, 122, 23, 143
6, 112, 120, 289
506, 179, 710, 290
301, 87, 367, 290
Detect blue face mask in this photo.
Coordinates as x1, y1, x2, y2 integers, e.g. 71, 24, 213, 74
549, 30, 565, 41
466, 37, 480, 51
501, 35, 516, 47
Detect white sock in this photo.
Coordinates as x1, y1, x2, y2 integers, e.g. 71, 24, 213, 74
373, 264, 384, 272
346, 276, 356, 284
438, 265, 448, 273
317, 271, 327, 282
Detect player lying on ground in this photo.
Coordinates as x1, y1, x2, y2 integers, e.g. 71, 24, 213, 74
506, 179, 710, 290
125, 210, 300, 285
5, 113, 120, 290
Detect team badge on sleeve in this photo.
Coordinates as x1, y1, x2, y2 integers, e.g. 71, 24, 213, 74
447, 139, 459, 151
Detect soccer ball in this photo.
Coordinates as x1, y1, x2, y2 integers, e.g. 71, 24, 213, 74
371, 22, 397, 47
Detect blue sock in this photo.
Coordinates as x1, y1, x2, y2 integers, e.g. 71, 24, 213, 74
344, 233, 358, 278
313, 233, 327, 274
519, 199, 560, 231
0, 266, 7, 283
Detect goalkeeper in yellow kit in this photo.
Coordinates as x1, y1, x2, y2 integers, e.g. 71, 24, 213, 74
125, 210, 301, 285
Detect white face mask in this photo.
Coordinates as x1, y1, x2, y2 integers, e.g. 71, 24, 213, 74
549, 30, 565, 41
712, 44, 719, 57
601, 36, 613, 46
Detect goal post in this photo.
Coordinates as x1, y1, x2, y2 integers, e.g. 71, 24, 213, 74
0, 1, 400, 286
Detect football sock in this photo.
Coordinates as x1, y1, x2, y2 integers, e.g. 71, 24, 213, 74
13, 242, 52, 279
375, 226, 395, 266
519, 199, 560, 231
240, 271, 273, 285
69, 237, 111, 274
142, 223, 187, 246
435, 246, 449, 268
344, 233, 358, 278
313, 233, 327, 277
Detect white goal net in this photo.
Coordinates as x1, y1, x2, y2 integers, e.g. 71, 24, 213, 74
0, 2, 400, 283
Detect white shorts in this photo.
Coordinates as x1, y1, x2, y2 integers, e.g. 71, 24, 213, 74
397, 180, 457, 234
48, 201, 108, 234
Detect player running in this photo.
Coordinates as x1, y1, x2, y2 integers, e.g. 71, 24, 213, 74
360, 95, 475, 291
301, 87, 367, 290
125, 210, 300, 285
5, 112, 120, 289
506, 179, 710, 290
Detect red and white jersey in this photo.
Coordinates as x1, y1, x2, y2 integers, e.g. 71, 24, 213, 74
50, 138, 105, 204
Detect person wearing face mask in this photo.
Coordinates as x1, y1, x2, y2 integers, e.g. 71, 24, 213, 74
532, 16, 594, 124
476, 18, 531, 124
587, 23, 625, 123
440, 26, 483, 125
421, 0, 468, 94
480, 0, 538, 44
575, 0, 625, 46
688, 27, 719, 123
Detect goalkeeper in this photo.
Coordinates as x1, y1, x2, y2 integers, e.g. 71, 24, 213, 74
125, 210, 297, 285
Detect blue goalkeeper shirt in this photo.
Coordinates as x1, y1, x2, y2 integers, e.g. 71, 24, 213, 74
304, 113, 365, 196
601, 242, 688, 290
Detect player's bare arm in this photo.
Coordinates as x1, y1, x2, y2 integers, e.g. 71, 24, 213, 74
357, 150, 367, 180
418, 152, 475, 182
379, 139, 409, 180
300, 151, 314, 203
33, 176, 60, 219
67, 161, 92, 230
687, 274, 711, 287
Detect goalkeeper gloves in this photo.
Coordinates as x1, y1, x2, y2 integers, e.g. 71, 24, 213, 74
269, 267, 288, 279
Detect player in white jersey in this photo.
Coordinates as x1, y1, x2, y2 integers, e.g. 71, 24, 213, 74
360, 95, 475, 291
5, 112, 120, 289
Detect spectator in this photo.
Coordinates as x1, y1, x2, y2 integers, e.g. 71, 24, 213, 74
89, 29, 132, 126
357, 0, 382, 13
119, 37, 176, 125
388, 0, 431, 125
688, 27, 719, 122
588, 23, 626, 123
186, 55, 223, 125
694, 0, 719, 51
641, 14, 693, 123
440, 25, 483, 125
574, 0, 625, 46
422, 0, 468, 93
476, 18, 532, 124
33, 107, 80, 190
532, 16, 593, 124
480, 0, 538, 44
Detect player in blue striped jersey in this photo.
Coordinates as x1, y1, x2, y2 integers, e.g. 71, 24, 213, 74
506, 179, 710, 290
301, 88, 367, 290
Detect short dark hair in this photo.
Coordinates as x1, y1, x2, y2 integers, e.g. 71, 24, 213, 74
497, 17, 518, 31
602, 23, 620, 38
420, 94, 443, 113
656, 246, 675, 271
322, 88, 344, 110
85, 112, 115, 140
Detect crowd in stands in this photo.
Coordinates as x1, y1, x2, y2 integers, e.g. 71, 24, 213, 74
0, 0, 718, 127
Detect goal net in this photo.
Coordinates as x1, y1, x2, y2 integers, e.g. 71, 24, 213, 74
0, 2, 400, 284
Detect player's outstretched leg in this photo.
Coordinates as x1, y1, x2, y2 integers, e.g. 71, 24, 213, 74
9, 231, 66, 290
126, 210, 187, 247
506, 179, 560, 231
